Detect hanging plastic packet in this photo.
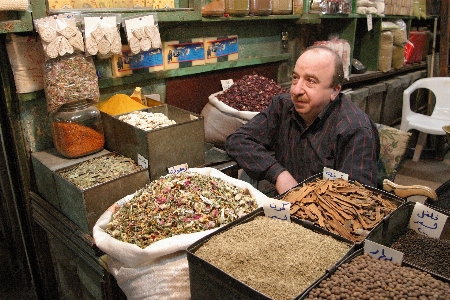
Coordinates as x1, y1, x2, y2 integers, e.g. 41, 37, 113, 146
43, 53, 100, 113
122, 13, 162, 56
82, 13, 123, 58
34, 13, 84, 61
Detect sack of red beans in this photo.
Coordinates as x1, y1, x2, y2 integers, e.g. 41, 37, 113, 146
201, 73, 287, 147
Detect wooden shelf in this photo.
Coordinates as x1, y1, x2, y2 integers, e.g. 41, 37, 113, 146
345, 62, 427, 86
0, 11, 33, 33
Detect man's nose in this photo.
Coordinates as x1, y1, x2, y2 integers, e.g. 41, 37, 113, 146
291, 80, 305, 95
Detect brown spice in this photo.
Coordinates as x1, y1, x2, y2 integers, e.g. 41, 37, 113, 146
194, 216, 351, 299
52, 121, 104, 158
280, 178, 400, 243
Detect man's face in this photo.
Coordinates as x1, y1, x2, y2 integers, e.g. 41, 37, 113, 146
290, 49, 341, 126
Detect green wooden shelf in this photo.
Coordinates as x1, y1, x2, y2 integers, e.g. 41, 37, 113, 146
201, 14, 302, 22
98, 54, 291, 89
17, 54, 291, 101
0, 11, 34, 33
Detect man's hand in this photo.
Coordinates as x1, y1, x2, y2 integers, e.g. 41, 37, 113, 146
275, 170, 298, 195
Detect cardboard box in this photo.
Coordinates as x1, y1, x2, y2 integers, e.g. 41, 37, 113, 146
163, 38, 205, 70
204, 35, 238, 64
102, 104, 205, 181
31, 149, 150, 233
111, 45, 164, 78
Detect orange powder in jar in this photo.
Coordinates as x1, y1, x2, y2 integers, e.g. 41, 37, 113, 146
52, 121, 105, 158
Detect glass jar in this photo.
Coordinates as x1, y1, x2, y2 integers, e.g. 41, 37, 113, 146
225, 0, 249, 16
51, 100, 105, 158
202, 0, 225, 16
249, 0, 272, 15
272, 0, 292, 14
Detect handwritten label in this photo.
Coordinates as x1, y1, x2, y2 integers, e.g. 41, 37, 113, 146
167, 163, 189, 174
221, 79, 234, 91
409, 202, 447, 239
364, 240, 403, 263
137, 154, 148, 169
323, 167, 348, 181
263, 198, 290, 222
367, 14, 373, 31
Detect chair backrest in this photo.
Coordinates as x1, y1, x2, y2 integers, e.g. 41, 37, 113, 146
403, 77, 450, 120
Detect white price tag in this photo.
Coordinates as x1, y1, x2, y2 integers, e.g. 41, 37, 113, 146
323, 167, 348, 180
137, 153, 148, 169
367, 14, 373, 31
263, 198, 290, 221
409, 202, 447, 239
221, 79, 234, 91
364, 240, 403, 264
167, 163, 189, 174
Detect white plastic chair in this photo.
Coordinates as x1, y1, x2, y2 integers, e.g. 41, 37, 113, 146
400, 77, 450, 162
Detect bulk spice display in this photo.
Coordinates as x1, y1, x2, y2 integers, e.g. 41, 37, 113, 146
52, 122, 104, 158
305, 253, 450, 299
194, 216, 351, 300
56, 154, 144, 190
117, 111, 176, 131
105, 171, 259, 248
97, 94, 148, 116
390, 229, 450, 279
216, 73, 287, 112
280, 178, 399, 243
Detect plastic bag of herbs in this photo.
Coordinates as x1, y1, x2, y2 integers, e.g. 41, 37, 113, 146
93, 167, 271, 300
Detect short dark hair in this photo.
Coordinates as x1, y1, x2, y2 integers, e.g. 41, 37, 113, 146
305, 45, 344, 87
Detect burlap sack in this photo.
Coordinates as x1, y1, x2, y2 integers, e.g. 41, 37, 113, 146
0, 0, 29, 10
6, 34, 45, 93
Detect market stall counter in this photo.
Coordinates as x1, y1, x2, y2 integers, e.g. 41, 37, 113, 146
29, 144, 239, 299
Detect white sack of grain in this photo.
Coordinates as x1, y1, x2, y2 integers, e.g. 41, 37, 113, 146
93, 167, 271, 300
6, 34, 45, 93
201, 91, 258, 148
378, 30, 394, 72
0, 0, 29, 10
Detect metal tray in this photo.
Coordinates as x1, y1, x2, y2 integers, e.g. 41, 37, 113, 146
187, 207, 356, 300
300, 248, 450, 299
276, 173, 406, 244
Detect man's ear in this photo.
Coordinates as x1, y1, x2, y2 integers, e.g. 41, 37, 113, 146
330, 86, 341, 100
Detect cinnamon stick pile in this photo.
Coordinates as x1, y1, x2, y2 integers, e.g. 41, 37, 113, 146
281, 178, 400, 243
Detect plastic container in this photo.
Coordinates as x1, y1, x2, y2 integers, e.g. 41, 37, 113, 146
272, 0, 292, 14
249, 0, 272, 15
225, 0, 249, 15
202, 0, 225, 16
51, 100, 105, 158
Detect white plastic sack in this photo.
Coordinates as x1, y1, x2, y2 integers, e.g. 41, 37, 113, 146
0, 0, 29, 11
6, 34, 45, 93
201, 91, 259, 147
93, 167, 271, 299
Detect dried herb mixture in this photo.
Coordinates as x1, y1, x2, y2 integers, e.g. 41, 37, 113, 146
106, 171, 258, 248
217, 73, 287, 112
56, 153, 143, 189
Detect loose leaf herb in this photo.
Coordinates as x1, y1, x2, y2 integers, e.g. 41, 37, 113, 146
106, 171, 258, 248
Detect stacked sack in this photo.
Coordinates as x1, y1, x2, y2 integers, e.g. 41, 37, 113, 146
378, 20, 408, 72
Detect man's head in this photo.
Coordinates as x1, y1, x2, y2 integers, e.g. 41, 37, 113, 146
290, 46, 344, 126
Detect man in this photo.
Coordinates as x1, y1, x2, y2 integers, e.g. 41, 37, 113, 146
225, 46, 380, 194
